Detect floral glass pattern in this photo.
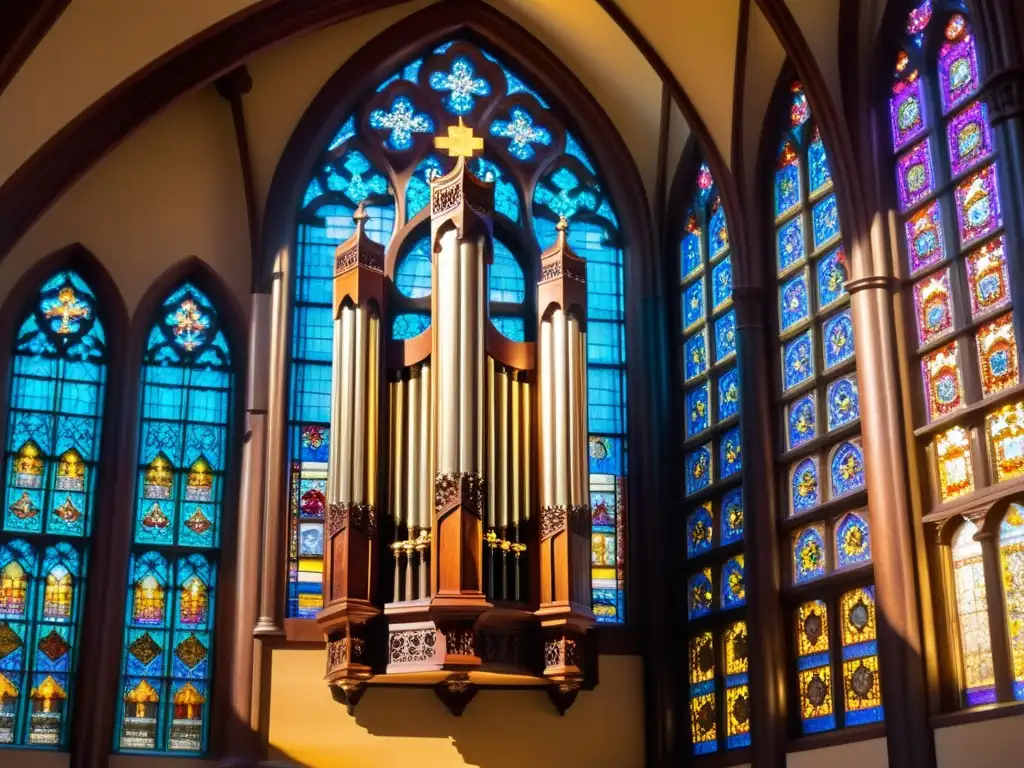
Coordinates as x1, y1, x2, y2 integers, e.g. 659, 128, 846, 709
775, 142, 801, 220
712, 257, 733, 313
823, 309, 855, 370
808, 127, 832, 194
904, 200, 946, 274
840, 587, 884, 725
791, 456, 821, 515
721, 556, 745, 609
723, 622, 751, 748
947, 100, 992, 176
715, 311, 737, 363
685, 329, 709, 382
976, 314, 1019, 396
816, 246, 848, 310
686, 445, 713, 496
428, 56, 491, 115
683, 280, 706, 333
718, 368, 740, 422
812, 194, 841, 251
952, 521, 996, 705
687, 503, 714, 558
780, 271, 811, 334
939, 21, 979, 114
116, 284, 232, 755
796, 600, 835, 733
835, 513, 872, 569
686, 382, 711, 439
986, 403, 1024, 483
896, 139, 935, 210
922, 342, 965, 421
720, 428, 742, 478
955, 164, 1002, 245
721, 488, 744, 545
891, 71, 926, 150
0, 271, 107, 748
788, 394, 817, 450
794, 525, 827, 584
913, 267, 955, 345
783, 330, 815, 391
935, 425, 975, 502
830, 440, 866, 498
688, 568, 714, 619
777, 216, 806, 275
826, 376, 860, 431
965, 236, 1010, 318
688, 631, 717, 753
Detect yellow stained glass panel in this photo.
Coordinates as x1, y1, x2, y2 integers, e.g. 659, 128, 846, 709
690, 692, 717, 746
987, 402, 1024, 483
843, 655, 882, 712
936, 426, 974, 502
724, 621, 749, 676
726, 684, 751, 739
840, 587, 877, 646
799, 666, 833, 720
1000, 505, 1024, 692
797, 600, 829, 657
690, 631, 715, 686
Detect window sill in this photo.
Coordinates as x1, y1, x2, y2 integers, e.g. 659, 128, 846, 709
930, 700, 1024, 729
268, 618, 642, 654
689, 746, 751, 767
786, 722, 885, 753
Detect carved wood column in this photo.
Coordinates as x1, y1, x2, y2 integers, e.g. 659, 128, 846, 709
535, 218, 595, 714
317, 206, 385, 711
733, 284, 786, 767
427, 149, 494, 681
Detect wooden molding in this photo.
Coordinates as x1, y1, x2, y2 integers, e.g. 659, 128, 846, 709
0, 0, 70, 97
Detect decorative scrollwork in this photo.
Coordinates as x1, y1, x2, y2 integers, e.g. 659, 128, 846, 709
543, 637, 579, 669
445, 627, 476, 657
434, 472, 485, 517
541, 505, 566, 539
326, 638, 347, 673
389, 629, 436, 665
328, 502, 378, 537
541, 262, 562, 281
432, 183, 462, 216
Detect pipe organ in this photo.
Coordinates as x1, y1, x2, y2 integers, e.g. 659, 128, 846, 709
317, 121, 595, 714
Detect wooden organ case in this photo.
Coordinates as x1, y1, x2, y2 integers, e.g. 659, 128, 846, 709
317, 121, 596, 715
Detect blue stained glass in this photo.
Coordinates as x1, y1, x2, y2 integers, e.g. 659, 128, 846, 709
835, 513, 872, 569
406, 155, 444, 221
823, 309, 855, 369
717, 368, 740, 422
816, 246, 849, 309
329, 150, 389, 207
711, 256, 733, 313
777, 216, 806, 275
791, 456, 820, 514
775, 148, 801, 219
368, 96, 434, 151
720, 427, 742, 477
428, 56, 491, 115
780, 270, 811, 333
471, 157, 519, 221
534, 167, 600, 220
721, 487, 744, 544
563, 133, 596, 173
783, 330, 814, 390
788, 393, 817, 449
808, 130, 832, 195
683, 281, 706, 332
327, 115, 356, 151
392, 313, 431, 340
492, 316, 526, 342
302, 178, 324, 208
812, 194, 841, 250
588, 436, 622, 475
710, 199, 729, 259
685, 445, 713, 496
681, 229, 702, 281
830, 440, 865, 497
0, 270, 105, 747
687, 569, 714, 618
375, 58, 423, 91
721, 556, 746, 609
490, 241, 525, 303
687, 503, 714, 557
794, 526, 827, 583
490, 106, 552, 160
715, 311, 737, 363
395, 238, 432, 298
684, 329, 708, 382
685, 382, 711, 438
826, 376, 859, 431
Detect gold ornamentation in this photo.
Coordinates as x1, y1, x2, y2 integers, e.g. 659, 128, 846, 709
434, 472, 485, 518
327, 502, 378, 537
434, 117, 484, 158
37, 630, 69, 662
44, 287, 89, 334
128, 632, 162, 666
175, 634, 207, 669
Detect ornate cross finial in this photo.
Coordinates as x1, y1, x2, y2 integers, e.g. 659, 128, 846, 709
353, 201, 369, 230
556, 215, 569, 247
44, 287, 90, 335
434, 117, 484, 159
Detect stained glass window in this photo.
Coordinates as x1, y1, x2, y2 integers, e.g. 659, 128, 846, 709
890, 5, 1023, 708
0, 270, 107, 747
288, 40, 629, 623
999, 505, 1024, 700
680, 159, 747, 753
773, 82, 877, 734
115, 284, 233, 754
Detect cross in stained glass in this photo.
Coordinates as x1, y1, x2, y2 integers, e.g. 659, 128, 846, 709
434, 117, 484, 159
490, 106, 552, 161
44, 287, 90, 334
369, 96, 434, 152
429, 57, 491, 115
174, 298, 208, 351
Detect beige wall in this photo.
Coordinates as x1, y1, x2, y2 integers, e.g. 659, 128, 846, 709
266, 649, 644, 768
788, 737, 888, 768
934, 715, 1024, 768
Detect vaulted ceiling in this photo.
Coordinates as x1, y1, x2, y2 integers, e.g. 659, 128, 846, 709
0, 0, 894, 257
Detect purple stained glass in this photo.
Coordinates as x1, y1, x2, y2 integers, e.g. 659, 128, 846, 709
947, 101, 993, 177
904, 200, 946, 274
890, 73, 926, 151
939, 33, 980, 114
955, 163, 1003, 245
906, 1, 932, 34
965, 236, 1011, 318
777, 216, 806, 275
896, 139, 935, 211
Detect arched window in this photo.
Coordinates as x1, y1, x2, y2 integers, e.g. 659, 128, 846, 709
887, 1, 1022, 706
0, 270, 107, 748
771, 82, 881, 733
115, 284, 234, 754
999, 504, 1024, 699
678, 158, 750, 754
286, 39, 628, 623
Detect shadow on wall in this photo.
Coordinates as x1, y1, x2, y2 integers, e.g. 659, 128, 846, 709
265, 651, 644, 768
